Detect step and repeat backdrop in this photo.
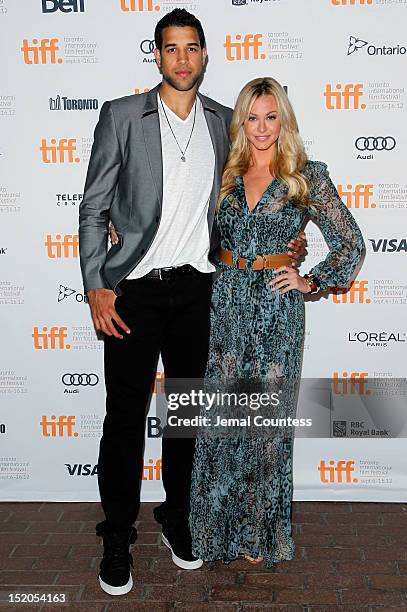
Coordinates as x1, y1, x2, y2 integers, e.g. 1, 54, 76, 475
1, 0, 406, 502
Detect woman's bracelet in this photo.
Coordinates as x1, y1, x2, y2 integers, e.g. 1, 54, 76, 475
303, 274, 321, 294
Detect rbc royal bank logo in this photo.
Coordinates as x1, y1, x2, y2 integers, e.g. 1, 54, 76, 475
41, 0, 85, 12
224, 34, 266, 61
120, 0, 160, 12
21, 39, 62, 65
324, 84, 366, 110
40, 138, 80, 163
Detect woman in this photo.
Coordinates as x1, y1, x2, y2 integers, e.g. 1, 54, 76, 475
189, 77, 365, 567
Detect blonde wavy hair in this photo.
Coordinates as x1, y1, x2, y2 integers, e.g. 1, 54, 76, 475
218, 77, 310, 209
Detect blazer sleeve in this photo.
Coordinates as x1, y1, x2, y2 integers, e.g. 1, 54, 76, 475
306, 161, 366, 291
78, 101, 122, 292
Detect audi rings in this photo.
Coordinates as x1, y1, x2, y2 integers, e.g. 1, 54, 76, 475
355, 136, 396, 151
140, 39, 155, 54
62, 373, 99, 387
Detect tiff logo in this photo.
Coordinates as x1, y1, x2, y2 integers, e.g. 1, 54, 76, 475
332, 371, 369, 394
338, 183, 375, 208
324, 84, 366, 110
45, 234, 79, 258
318, 460, 358, 484
40, 138, 80, 163
120, 0, 160, 11
331, 280, 370, 304
40, 415, 77, 437
332, 0, 372, 4
42, 0, 85, 12
224, 34, 266, 61
21, 38, 62, 65
142, 459, 162, 480
32, 326, 71, 350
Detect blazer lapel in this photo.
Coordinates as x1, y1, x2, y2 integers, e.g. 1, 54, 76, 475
141, 85, 163, 204
199, 94, 228, 231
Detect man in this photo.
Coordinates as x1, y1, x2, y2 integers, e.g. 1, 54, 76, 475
79, 8, 305, 596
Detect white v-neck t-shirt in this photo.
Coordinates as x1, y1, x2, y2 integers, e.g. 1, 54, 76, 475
126, 95, 216, 279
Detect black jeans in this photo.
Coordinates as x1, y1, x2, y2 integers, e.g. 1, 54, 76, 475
98, 270, 212, 531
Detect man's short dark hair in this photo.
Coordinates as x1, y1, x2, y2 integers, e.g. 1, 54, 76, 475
154, 8, 206, 51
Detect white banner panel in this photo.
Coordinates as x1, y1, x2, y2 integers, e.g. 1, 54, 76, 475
0, 0, 406, 502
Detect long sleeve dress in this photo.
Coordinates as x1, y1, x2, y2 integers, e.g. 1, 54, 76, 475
189, 160, 365, 568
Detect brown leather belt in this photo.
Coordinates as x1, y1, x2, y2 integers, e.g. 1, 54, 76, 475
219, 248, 292, 271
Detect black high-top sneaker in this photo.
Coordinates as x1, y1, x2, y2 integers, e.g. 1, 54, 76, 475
96, 521, 137, 596
153, 506, 203, 570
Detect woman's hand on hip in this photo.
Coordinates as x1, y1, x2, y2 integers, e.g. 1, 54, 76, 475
270, 266, 311, 295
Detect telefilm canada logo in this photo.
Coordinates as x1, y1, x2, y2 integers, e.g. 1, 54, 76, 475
49, 95, 98, 111
347, 35, 407, 57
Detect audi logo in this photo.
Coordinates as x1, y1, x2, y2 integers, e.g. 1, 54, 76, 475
140, 39, 155, 55
355, 136, 396, 152
62, 373, 99, 387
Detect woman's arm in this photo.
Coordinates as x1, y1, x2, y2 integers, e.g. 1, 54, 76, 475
305, 161, 365, 291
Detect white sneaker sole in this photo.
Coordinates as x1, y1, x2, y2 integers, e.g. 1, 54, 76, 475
161, 534, 203, 570
99, 574, 133, 596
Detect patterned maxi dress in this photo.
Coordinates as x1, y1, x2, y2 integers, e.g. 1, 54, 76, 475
189, 160, 365, 567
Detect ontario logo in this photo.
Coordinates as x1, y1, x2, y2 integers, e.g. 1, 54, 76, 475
58, 285, 88, 303
347, 35, 406, 57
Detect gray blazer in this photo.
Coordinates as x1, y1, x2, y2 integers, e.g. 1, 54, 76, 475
79, 84, 233, 294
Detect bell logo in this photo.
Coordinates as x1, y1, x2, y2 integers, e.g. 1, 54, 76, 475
120, 0, 160, 12
40, 415, 77, 437
134, 88, 150, 95
42, 0, 85, 12
331, 280, 370, 304
32, 326, 71, 350
318, 460, 358, 483
331, 0, 372, 5
45, 234, 79, 258
332, 371, 370, 395
338, 183, 375, 209
224, 34, 266, 61
21, 38, 62, 65
324, 84, 366, 110
142, 458, 162, 480
40, 138, 80, 164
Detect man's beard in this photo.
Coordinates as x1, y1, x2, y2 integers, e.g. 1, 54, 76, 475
162, 70, 202, 92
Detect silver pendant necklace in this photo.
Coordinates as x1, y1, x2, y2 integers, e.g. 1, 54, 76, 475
159, 94, 197, 162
